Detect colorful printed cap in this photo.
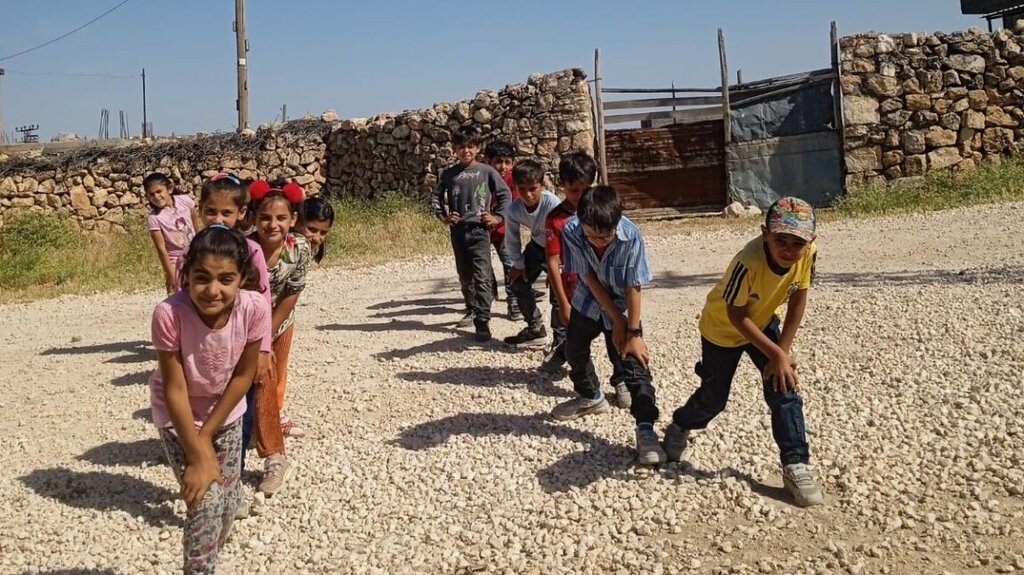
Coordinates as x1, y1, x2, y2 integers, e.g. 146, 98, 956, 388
766, 197, 816, 241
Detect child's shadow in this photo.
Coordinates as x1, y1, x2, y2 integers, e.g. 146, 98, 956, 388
77, 439, 164, 467
20, 467, 181, 527
41, 340, 153, 365
396, 365, 572, 398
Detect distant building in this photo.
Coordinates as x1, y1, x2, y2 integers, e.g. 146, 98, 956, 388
961, 0, 1024, 30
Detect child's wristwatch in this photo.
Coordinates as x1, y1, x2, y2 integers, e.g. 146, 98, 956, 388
626, 327, 643, 337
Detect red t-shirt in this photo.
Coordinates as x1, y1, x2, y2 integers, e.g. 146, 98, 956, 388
544, 201, 578, 300
490, 172, 519, 245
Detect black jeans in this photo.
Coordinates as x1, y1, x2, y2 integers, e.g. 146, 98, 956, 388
509, 241, 547, 327
671, 317, 810, 465
564, 309, 659, 425
450, 223, 495, 323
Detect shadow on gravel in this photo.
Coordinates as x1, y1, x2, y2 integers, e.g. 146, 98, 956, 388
316, 319, 453, 334
367, 297, 464, 310
20, 467, 181, 527
650, 271, 720, 290
396, 366, 572, 398
132, 407, 152, 422
392, 412, 640, 493
19, 570, 119, 575
374, 334, 521, 361
41, 340, 153, 364
77, 439, 164, 467
723, 467, 793, 506
110, 370, 150, 386
817, 265, 1024, 287
370, 305, 464, 319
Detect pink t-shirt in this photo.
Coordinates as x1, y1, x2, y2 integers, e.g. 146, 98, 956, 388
147, 195, 196, 266
175, 237, 272, 353
149, 289, 271, 430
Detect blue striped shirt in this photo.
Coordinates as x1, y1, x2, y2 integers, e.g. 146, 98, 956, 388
562, 215, 653, 329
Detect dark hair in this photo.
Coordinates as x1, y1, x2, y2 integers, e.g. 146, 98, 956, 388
301, 196, 336, 263
143, 172, 180, 213
576, 185, 622, 233
512, 159, 545, 187
199, 173, 247, 210
484, 140, 516, 160
179, 225, 259, 292
559, 150, 598, 187
452, 125, 483, 147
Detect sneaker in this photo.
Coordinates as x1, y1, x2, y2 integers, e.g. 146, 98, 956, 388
507, 300, 523, 321
280, 414, 306, 439
538, 346, 567, 375
258, 454, 295, 495
662, 423, 690, 462
782, 463, 824, 507
551, 395, 611, 421
456, 311, 475, 328
611, 382, 632, 409
635, 426, 667, 465
503, 324, 547, 345
234, 490, 251, 519
474, 321, 492, 342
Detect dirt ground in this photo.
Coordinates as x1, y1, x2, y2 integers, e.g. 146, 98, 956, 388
0, 203, 1022, 574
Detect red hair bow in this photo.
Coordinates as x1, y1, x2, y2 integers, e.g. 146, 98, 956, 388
249, 180, 305, 205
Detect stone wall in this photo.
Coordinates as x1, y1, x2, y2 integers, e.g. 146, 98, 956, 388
0, 68, 594, 232
324, 68, 594, 198
841, 27, 1024, 187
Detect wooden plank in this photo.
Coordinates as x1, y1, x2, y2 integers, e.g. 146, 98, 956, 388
604, 106, 721, 125
603, 95, 723, 110
719, 28, 731, 145
594, 48, 608, 185
831, 20, 847, 192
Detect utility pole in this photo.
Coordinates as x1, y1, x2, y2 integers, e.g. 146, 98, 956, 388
141, 68, 148, 138
0, 68, 5, 145
281, 103, 287, 123
234, 0, 249, 131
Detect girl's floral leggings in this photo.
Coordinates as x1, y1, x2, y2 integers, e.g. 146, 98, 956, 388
159, 420, 243, 575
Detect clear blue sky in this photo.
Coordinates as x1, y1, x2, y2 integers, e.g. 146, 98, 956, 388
0, 0, 983, 141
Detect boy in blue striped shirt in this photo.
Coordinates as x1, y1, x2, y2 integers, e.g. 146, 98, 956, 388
552, 185, 665, 465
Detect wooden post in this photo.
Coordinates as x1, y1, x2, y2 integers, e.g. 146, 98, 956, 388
234, 0, 250, 131
718, 29, 731, 145
594, 48, 609, 185
831, 20, 847, 190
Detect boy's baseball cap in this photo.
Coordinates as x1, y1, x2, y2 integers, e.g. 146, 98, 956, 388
766, 197, 816, 241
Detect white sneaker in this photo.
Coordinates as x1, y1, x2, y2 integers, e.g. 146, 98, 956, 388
611, 382, 632, 409
259, 454, 295, 495
234, 489, 251, 519
551, 395, 611, 421
635, 427, 666, 465
782, 463, 824, 507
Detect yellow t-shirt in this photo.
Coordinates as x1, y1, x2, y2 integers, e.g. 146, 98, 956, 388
698, 237, 817, 348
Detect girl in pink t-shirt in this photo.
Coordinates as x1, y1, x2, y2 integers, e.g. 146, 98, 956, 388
145, 172, 199, 294
150, 225, 270, 574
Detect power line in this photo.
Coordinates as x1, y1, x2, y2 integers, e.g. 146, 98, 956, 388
5, 70, 138, 79
0, 0, 132, 63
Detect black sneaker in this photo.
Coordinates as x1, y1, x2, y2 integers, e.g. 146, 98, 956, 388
508, 300, 523, 321
474, 321, 492, 342
538, 346, 567, 375
504, 324, 547, 345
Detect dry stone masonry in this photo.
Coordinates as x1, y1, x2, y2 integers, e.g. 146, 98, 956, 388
0, 69, 594, 232
841, 26, 1024, 187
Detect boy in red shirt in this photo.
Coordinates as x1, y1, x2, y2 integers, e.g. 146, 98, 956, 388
484, 141, 522, 320
540, 150, 598, 374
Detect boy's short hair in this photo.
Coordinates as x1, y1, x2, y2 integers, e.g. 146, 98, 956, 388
484, 140, 516, 160
512, 159, 545, 187
452, 125, 483, 147
577, 185, 622, 233
559, 150, 598, 186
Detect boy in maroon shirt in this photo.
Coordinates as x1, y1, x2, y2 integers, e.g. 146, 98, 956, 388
540, 150, 598, 374
484, 141, 522, 320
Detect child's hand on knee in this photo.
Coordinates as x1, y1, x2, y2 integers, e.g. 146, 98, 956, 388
764, 351, 799, 393
182, 447, 223, 509
621, 335, 650, 368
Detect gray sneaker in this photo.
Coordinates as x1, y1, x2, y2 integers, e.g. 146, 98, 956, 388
611, 382, 632, 409
258, 454, 296, 495
234, 490, 251, 519
662, 423, 690, 462
551, 395, 611, 421
456, 311, 475, 328
782, 463, 824, 507
635, 427, 666, 465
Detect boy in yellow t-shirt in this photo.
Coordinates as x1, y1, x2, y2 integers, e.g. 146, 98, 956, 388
663, 197, 824, 507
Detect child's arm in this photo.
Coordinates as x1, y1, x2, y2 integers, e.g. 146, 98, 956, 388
158, 350, 222, 509
778, 288, 808, 353
546, 251, 571, 326
271, 292, 299, 335
148, 231, 176, 294
505, 208, 526, 283
580, 273, 628, 345
621, 285, 649, 366
431, 174, 459, 224
190, 205, 201, 233
726, 304, 798, 392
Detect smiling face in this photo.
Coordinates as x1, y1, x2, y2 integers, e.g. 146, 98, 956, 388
762, 227, 812, 269
146, 183, 172, 211
296, 218, 332, 251
200, 190, 246, 228
256, 197, 297, 245
187, 254, 242, 326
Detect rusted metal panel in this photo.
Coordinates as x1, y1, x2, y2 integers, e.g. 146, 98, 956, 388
605, 120, 727, 210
